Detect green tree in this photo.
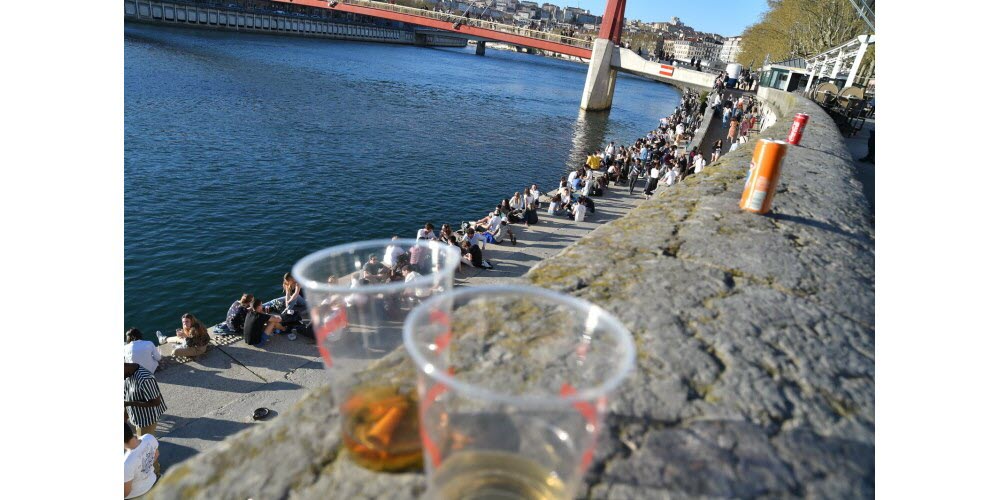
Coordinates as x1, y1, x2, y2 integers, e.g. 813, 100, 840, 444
738, 0, 870, 68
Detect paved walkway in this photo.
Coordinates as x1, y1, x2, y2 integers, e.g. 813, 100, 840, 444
455, 182, 646, 286
701, 89, 760, 155
149, 179, 648, 472
843, 117, 875, 216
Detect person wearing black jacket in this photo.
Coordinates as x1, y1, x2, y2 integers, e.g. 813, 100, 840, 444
461, 240, 486, 269
244, 297, 283, 346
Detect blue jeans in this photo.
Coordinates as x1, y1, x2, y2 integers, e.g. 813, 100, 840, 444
264, 296, 306, 314
263, 297, 285, 314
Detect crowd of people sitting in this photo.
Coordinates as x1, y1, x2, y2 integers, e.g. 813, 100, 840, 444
598, 88, 714, 199
122, 273, 316, 492
119, 170, 606, 493
122, 172, 611, 363
123, 273, 314, 374
122, 87, 748, 491
123, 182, 553, 360
124, 86, 746, 369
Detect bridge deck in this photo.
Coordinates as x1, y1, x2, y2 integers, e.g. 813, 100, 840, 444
272, 0, 594, 58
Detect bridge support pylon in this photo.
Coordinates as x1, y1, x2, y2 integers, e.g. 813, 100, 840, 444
476, 41, 486, 56
580, 39, 618, 111
580, 0, 626, 111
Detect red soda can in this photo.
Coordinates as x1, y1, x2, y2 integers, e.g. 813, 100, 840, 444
786, 113, 809, 145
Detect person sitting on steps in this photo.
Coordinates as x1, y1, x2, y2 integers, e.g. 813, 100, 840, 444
490, 220, 517, 246
363, 253, 391, 283
157, 313, 210, 358
243, 297, 283, 347
225, 293, 254, 335
472, 207, 504, 234
124, 327, 161, 375
460, 240, 491, 269
264, 273, 306, 316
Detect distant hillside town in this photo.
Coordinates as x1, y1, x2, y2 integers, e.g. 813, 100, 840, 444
394, 0, 745, 65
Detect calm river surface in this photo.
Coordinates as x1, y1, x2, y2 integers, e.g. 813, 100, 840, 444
124, 23, 681, 332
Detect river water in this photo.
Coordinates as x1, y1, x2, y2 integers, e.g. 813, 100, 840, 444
124, 23, 681, 333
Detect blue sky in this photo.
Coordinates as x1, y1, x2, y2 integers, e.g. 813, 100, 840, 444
569, 0, 769, 37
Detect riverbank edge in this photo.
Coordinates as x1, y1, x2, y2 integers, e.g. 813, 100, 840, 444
147, 86, 723, 366
147, 89, 873, 498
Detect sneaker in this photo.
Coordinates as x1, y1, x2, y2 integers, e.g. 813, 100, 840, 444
155, 331, 166, 344
288, 333, 298, 341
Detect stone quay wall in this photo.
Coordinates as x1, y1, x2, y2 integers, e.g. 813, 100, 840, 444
149, 89, 875, 499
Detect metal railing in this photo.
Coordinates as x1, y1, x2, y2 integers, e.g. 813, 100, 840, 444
340, 0, 594, 51
150, 0, 407, 29
847, 0, 875, 33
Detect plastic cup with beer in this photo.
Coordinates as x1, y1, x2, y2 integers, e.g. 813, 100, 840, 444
403, 285, 635, 499
292, 239, 461, 472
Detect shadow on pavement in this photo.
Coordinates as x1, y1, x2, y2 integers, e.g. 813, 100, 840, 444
768, 212, 873, 244
158, 417, 256, 470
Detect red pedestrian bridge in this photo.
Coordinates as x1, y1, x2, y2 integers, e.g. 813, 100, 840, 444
273, 0, 596, 58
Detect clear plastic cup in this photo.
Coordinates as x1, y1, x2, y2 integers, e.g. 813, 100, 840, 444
403, 285, 635, 499
292, 239, 461, 472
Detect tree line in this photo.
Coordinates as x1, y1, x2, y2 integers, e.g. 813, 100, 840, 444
738, 0, 874, 84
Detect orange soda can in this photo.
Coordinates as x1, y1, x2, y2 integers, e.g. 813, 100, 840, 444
740, 139, 789, 214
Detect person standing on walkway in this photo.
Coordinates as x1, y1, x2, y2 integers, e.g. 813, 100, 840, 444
739, 116, 752, 140
125, 362, 167, 474
125, 363, 166, 435
693, 151, 707, 174
643, 164, 661, 199
628, 159, 642, 195
728, 118, 739, 143
662, 164, 679, 187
